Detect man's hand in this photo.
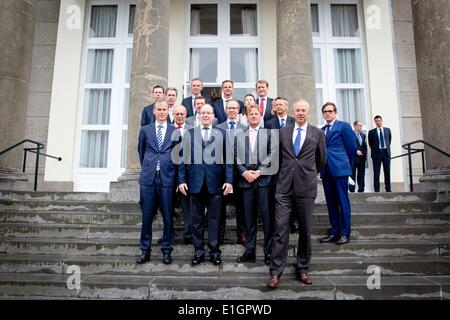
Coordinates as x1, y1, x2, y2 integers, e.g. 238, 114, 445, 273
222, 183, 233, 196
356, 150, 364, 156
243, 170, 258, 183
178, 183, 188, 196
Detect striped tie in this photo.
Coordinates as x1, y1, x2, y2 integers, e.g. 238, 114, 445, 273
157, 125, 163, 150
156, 125, 163, 171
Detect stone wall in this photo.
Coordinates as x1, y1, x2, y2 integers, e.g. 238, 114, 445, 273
391, 0, 423, 184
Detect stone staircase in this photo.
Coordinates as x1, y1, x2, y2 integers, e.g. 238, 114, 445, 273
0, 190, 449, 300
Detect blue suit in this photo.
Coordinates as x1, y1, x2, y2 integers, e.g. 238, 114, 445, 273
178, 126, 233, 258
213, 99, 244, 124
350, 131, 367, 193
138, 123, 180, 255
320, 120, 357, 238
368, 127, 392, 192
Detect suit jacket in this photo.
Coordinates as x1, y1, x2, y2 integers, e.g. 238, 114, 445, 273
264, 116, 295, 129
276, 124, 327, 198
181, 96, 211, 118
217, 120, 246, 165
256, 97, 275, 122
354, 131, 368, 163
235, 128, 277, 188
138, 123, 180, 186
141, 103, 172, 127
213, 99, 245, 124
368, 127, 392, 158
178, 126, 234, 194
320, 120, 357, 178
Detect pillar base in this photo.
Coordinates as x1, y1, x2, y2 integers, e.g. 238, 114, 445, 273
109, 169, 140, 202
418, 168, 450, 202
0, 167, 28, 191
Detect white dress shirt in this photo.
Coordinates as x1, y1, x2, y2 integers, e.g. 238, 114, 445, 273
292, 122, 308, 150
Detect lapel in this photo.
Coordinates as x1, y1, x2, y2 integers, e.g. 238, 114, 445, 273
285, 126, 296, 158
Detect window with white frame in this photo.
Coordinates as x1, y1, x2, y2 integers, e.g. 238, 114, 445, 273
76, 1, 135, 190
311, 0, 369, 126
185, 0, 260, 100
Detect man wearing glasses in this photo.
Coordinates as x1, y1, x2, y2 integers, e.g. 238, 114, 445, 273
319, 102, 356, 245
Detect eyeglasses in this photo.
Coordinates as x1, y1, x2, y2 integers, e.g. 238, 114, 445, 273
322, 110, 335, 114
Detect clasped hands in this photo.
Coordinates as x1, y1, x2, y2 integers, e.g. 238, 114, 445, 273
178, 183, 233, 196
243, 170, 261, 183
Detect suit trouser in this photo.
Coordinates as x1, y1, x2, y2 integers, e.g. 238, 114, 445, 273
350, 157, 366, 192
190, 183, 222, 257
241, 184, 274, 256
322, 175, 352, 238
220, 185, 245, 238
270, 191, 314, 276
372, 150, 391, 192
139, 175, 174, 255
177, 190, 192, 240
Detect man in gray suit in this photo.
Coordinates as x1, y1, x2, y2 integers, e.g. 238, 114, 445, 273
217, 100, 246, 244
267, 100, 327, 289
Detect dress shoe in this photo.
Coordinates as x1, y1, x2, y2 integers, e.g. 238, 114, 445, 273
319, 234, 340, 243
236, 252, 256, 263
210, 255, 222, 265
162, 253, 172, 264
267, 275, 279, 289
237, 233, 246, 245
264, 254, 271, 266
191, 255, 205, 266
297, 272, 312, 285
136, 251, 150, 264
290, 223, 299, 233
335, 236, 349, 245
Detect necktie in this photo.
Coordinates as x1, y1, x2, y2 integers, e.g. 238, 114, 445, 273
157, 125, 163, 150
293, 128, 302, 156
250, 129, 257, 153
324, 124, 331, 137
156, 125, 163, 170
229, 121, 235, 130
178, 124, 182, 129
280, 118, 285, 128
379, 128, 385, 149
259, 98, 265, 116
202, 127, 209, 142
356, 132, 362, 145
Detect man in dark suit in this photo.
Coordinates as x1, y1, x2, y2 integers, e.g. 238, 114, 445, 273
141, 85, 165, 126
267, 100, 327, 289
319, 102, 357, 246
350, 120, 367, 193
178, 104, 234, 266
217, 100, 246, 245
181, 78, 210, 118
235, 104, 276, 265
166, 87, 178, 124
173, 105, 193, 244
137, 100, 180, 265
265, 97, 297, 232
213, 80, 244, 124
255, 80, 275, 123
368, 115, 392, 192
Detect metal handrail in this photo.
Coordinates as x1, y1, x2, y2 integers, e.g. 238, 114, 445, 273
391, 140, 449, 191
0, 139, 61, 191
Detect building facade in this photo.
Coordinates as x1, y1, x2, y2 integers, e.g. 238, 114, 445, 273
1, 0, 449, 194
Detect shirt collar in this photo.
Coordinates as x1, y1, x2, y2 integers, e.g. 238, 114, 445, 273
294, 122, 308, 131
155, 121, 167, 129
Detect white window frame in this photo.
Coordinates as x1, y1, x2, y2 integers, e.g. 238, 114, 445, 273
184, 0, 261, 99
74, 0, 135, 191
312, 0, 371, 127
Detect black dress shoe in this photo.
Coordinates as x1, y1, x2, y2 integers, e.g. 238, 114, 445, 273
162, 253, 172, 264
335, 236, 349, 245
191, 255, 205, 266
319, 234, 340, 243
290, 223, 299, 233
264, 254, 271, 266
236, 252, 256, 263
137, 251, 150, 264
210, 255, 222, 265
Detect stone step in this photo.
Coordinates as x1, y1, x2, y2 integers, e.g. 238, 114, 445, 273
2, 237, 449, 257
1, 253, 449, 277
1, 222, 449, 241
0, 199, 448, 214
0, 272, 448, 299
1, 210, 449, 226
